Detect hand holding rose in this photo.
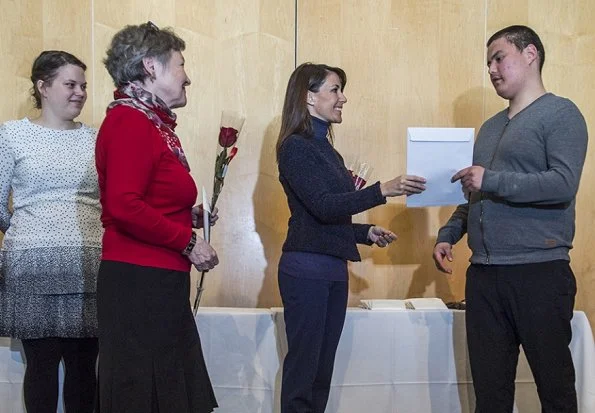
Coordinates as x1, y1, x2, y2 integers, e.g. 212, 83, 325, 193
192, 205, 219, 229
188, 237, 219, 272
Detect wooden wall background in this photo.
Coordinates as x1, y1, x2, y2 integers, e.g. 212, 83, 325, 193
0, 0, 593, 332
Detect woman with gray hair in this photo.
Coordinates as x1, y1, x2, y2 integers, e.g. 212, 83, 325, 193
95, 22, 218, 413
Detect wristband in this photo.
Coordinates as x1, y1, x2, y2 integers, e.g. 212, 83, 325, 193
182, 232, 197, 256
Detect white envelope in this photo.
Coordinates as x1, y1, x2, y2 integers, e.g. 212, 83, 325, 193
406, 127, 474, 207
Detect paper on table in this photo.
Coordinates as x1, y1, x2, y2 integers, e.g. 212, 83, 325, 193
406, 127, 474, 207
360, 300, 407, 310
360, 298, 447, 310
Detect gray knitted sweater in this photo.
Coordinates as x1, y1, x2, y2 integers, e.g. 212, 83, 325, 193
437, 93, 588, 265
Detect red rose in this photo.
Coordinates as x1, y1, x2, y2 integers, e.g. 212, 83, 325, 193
218, 127, 238, 148
227, 146, 238, 162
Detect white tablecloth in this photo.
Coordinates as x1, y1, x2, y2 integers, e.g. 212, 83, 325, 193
1, 309, 593, 413
273, 309, 595, 413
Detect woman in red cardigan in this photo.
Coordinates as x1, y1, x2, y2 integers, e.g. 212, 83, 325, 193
95, 22, 218, 413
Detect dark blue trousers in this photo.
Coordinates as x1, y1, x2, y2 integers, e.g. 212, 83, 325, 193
466, 260, 577, 413
279, 271, 348, 413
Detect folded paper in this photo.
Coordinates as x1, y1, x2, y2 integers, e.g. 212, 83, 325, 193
360, 298, 448, 310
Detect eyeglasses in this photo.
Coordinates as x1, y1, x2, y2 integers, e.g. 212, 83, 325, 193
142, 21, 159, 43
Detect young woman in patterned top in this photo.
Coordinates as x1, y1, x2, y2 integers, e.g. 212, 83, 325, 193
0, 50, 100, 413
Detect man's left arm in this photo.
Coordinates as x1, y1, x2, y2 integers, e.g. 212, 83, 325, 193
481, 104, 588, 204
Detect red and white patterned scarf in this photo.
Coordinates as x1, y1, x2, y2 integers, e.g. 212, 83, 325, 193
107, 82, 190, 171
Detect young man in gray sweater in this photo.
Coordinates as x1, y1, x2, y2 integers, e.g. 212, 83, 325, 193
433, 25, 588, 413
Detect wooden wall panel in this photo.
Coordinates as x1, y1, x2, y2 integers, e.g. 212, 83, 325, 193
92, 0, 177, 126
92, 0, 295, 307
172, 1, 295, 307
297, 0, 595, 332
42, 0, 94, 123
0, 0, 42, 122
0, 0, 94, 122
0, 0, 94, 244
0, 0, 295, 308
0, 0, 592, 331
297, 0, 486, 306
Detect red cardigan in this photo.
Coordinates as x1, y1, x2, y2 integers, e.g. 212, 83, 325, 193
95, 105, 196, 272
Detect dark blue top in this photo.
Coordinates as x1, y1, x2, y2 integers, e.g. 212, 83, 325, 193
279, 251, 348, 281
277, 116, 386, 262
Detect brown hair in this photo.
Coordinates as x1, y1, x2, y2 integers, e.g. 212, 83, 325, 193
487, 25, 545, 73
276, 63, 347, 162
30, 50, 86, 109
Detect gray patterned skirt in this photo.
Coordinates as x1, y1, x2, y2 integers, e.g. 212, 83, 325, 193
0, 245, 100, 339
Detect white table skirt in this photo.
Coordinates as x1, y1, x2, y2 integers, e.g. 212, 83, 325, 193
1, 309, 593, 413
273, 309, 595, 413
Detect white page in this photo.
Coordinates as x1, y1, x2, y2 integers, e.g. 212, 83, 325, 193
202, 186, 211, 243
406, 127, 474, 207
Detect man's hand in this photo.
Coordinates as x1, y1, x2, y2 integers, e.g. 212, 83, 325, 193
433, 242, 454, 274
451, 166, 485, 193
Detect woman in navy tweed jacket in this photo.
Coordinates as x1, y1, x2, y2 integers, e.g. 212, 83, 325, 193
276, 62, 426, 413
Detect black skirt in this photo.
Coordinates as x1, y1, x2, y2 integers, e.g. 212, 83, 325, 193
96, 260, 217, 413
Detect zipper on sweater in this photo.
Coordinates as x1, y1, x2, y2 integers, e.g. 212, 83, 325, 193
479, 118, 511, 264
479, 197, 490, 264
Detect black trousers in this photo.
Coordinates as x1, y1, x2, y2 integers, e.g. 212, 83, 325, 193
279, 272, 348, 413
21, 337, 98, 413
466, 260, 577, 413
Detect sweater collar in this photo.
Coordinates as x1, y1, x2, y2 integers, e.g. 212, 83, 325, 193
311, 116, 330, 141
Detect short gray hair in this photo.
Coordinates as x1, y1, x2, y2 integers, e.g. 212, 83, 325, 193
103, 22, 186, 87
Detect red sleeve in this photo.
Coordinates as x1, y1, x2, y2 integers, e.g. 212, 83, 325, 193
96, 106, 192, 251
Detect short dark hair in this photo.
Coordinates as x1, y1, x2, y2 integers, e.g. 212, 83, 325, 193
30, 50, 86, 109
103, 21, 186, 87
276, 63, 347, 162
487, 25, 545, 72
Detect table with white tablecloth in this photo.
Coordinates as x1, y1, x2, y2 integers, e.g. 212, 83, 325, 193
273, 309, 594, 413
1, 309, 593, 413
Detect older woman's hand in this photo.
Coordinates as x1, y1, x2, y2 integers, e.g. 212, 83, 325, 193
367, 225, 397, 247
188, 238, 219, 272
192, 205, 219, 229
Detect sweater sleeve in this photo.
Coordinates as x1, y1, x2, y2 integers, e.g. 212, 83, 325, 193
353, 223, 374, 245
481, 103, 588, 204
97, 108, 191, 251
0, 124, 13, 233
278, 136, 386, 223
436, 203, 468, 245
